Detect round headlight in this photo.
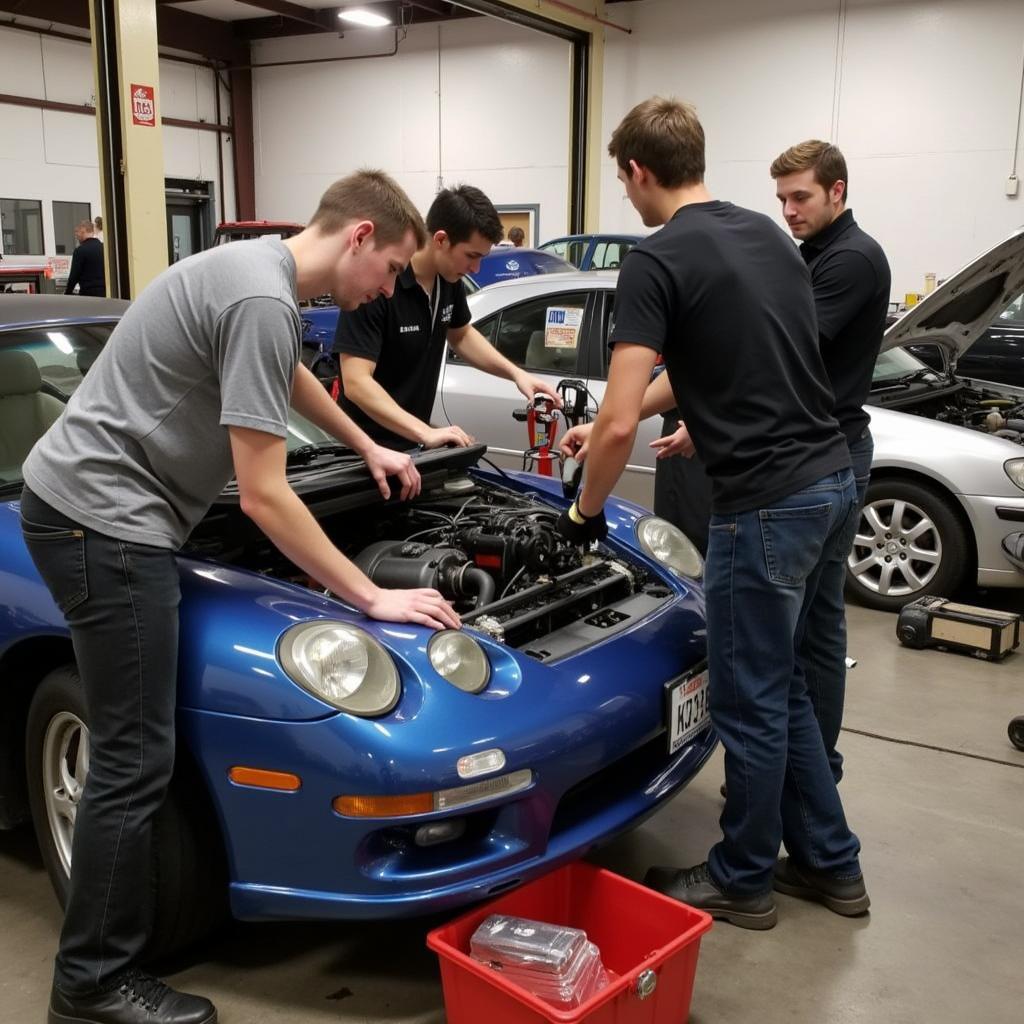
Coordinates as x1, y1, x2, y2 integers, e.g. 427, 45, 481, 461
428, 631, 490, 694
636, 516, 704, 579
1005, 459, 1024, 491
278, 621, 399, 716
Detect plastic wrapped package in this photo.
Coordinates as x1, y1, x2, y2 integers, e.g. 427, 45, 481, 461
470, 914, 610, 1008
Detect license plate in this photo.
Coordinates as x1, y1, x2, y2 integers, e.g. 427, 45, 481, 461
665, 663, 710, 754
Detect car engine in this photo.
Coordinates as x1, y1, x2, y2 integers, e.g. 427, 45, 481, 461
895, 383, 1024, 445
187, 472, 676, 659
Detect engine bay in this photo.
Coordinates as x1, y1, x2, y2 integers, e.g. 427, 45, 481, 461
187, 469, 675, 659
875, 379, 1024, 445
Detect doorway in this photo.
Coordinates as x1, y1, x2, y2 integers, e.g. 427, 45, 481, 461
164, 179, 213, 264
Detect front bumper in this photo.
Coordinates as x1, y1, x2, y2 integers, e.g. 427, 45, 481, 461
960, 493, 1024, 586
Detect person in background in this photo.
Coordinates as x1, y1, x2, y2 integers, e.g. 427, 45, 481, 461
65, 221, 105, 297
93, 214, 104, 245
508, 226, 526, 247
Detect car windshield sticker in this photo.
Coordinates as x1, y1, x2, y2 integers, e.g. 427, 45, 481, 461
545, 306, 584, 348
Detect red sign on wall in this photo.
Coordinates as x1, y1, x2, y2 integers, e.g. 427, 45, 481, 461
131, 84, 156, 127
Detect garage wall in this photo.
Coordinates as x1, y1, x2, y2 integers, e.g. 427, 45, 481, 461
0, 25, 235, 258
251, 18, 572, 243
601, 0, 1024, 298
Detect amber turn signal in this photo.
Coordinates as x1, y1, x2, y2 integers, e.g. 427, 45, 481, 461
229, 766, 301, 791
333, 792, 434, 817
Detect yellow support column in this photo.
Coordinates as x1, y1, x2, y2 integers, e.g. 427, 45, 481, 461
90, 0, 168, 297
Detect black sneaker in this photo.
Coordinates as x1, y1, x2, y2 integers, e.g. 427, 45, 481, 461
773, 856, 870, 916
49, 970, 217, 1024
644, 861, 777, 930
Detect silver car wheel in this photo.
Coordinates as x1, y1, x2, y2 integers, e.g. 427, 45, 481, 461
848, 497, 942, 598
41, 711, 89, 878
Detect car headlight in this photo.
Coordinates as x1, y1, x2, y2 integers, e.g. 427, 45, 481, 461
278, 621, 399, 716
428, 630, 490, 693
1006, 459, 1024, 491
636, 516, 704, 579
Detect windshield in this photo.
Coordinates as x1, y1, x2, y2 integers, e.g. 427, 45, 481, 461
872, 346, 936, 382
0, 321, 334, 489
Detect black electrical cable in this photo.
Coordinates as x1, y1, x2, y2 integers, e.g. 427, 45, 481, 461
839, 726, 1024, 770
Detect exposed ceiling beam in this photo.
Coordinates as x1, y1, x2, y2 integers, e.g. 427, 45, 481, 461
235, 0, 335, 31
0, 0, 246, 63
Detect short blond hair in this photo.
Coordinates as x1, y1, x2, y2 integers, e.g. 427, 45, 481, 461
608, 97, 705, 188
309, 169, 426, 248
770, 140, 849, 201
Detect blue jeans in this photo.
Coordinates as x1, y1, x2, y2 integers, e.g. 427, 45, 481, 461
799, 430, 874, 783
705, 470, 862, 895
20, 488, 180, 995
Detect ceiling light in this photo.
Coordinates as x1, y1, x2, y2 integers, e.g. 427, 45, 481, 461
338, 8, 391, 27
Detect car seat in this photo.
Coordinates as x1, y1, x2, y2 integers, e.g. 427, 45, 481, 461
0, 350, 66, 481
525, 330, 577, 374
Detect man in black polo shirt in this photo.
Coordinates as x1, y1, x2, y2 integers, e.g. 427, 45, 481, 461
770, 140, 891, 784
557, 97, 867, 929
333, 185, 559, 450
65, 220, 105, 297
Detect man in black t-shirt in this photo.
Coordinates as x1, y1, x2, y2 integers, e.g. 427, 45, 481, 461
557, 97, 867, 929
652, 142, 891, 784
333, 185, 559, 450
65, 220, 105, 297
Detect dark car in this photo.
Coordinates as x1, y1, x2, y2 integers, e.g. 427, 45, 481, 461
906, 292, 1024, 389
212, 220, 304, 246
469, 248, 575, 288
538, 234, 645, 271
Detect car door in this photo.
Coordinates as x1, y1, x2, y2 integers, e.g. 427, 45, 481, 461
437, 289, 598, 472
956, 289, 1024, 389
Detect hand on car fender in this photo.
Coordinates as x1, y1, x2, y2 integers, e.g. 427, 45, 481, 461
365, 444, 421, 501
364, 587, 461, 631
649, 420, 696, 459
556, 501, 608, 545
559, 423, 594, 462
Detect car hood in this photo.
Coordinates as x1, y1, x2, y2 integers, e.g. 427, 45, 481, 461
215, 443, 487, 511
881, 226, 1024, 358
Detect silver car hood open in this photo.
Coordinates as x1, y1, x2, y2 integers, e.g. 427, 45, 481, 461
881, 226, 1024, 358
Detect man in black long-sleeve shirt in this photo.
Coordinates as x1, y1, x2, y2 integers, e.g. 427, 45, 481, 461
66, 220, 106, 296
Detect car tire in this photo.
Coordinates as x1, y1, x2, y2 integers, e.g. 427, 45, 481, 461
25, 665, 227, 960
845, 478, 970, 612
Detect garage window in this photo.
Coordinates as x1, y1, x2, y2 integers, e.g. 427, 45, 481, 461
53, 201, 93, 256
1, 198, 45, 255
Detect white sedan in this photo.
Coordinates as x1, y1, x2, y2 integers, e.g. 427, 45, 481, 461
435, 230, 1024, 611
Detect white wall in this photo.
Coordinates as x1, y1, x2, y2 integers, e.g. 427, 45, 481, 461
0, 25, 235, 259
251, 18, 572, 243
601, 0, 1024, 298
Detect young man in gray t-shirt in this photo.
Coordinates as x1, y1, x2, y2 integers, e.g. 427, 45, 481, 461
21, 170, 459, 1024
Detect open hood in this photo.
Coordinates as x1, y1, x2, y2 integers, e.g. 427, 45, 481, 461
214, 443, 487, 512
881, 226, 1024, 359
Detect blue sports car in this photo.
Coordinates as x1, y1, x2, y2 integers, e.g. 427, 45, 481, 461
0, 296, 713, 955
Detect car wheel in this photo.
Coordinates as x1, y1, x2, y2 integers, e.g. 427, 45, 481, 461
25, 665, 227, 959
846, 478, 969, 612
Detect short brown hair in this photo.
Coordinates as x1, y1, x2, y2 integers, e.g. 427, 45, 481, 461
608, 97, 705, 188
309, 169, 426, 248
770, 140, 849, 202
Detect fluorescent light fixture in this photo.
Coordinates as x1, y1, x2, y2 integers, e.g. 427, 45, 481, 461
338, 8, 391, 27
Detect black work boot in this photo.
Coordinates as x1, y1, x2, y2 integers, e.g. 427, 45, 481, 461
773, 856, 870, 916
49, 970, 217, 1024
644, 861, 777, 930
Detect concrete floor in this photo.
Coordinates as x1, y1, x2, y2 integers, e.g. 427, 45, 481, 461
2, 590, 1022, 1023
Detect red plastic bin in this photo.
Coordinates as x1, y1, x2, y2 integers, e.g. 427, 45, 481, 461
427, 861, 712, 1024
